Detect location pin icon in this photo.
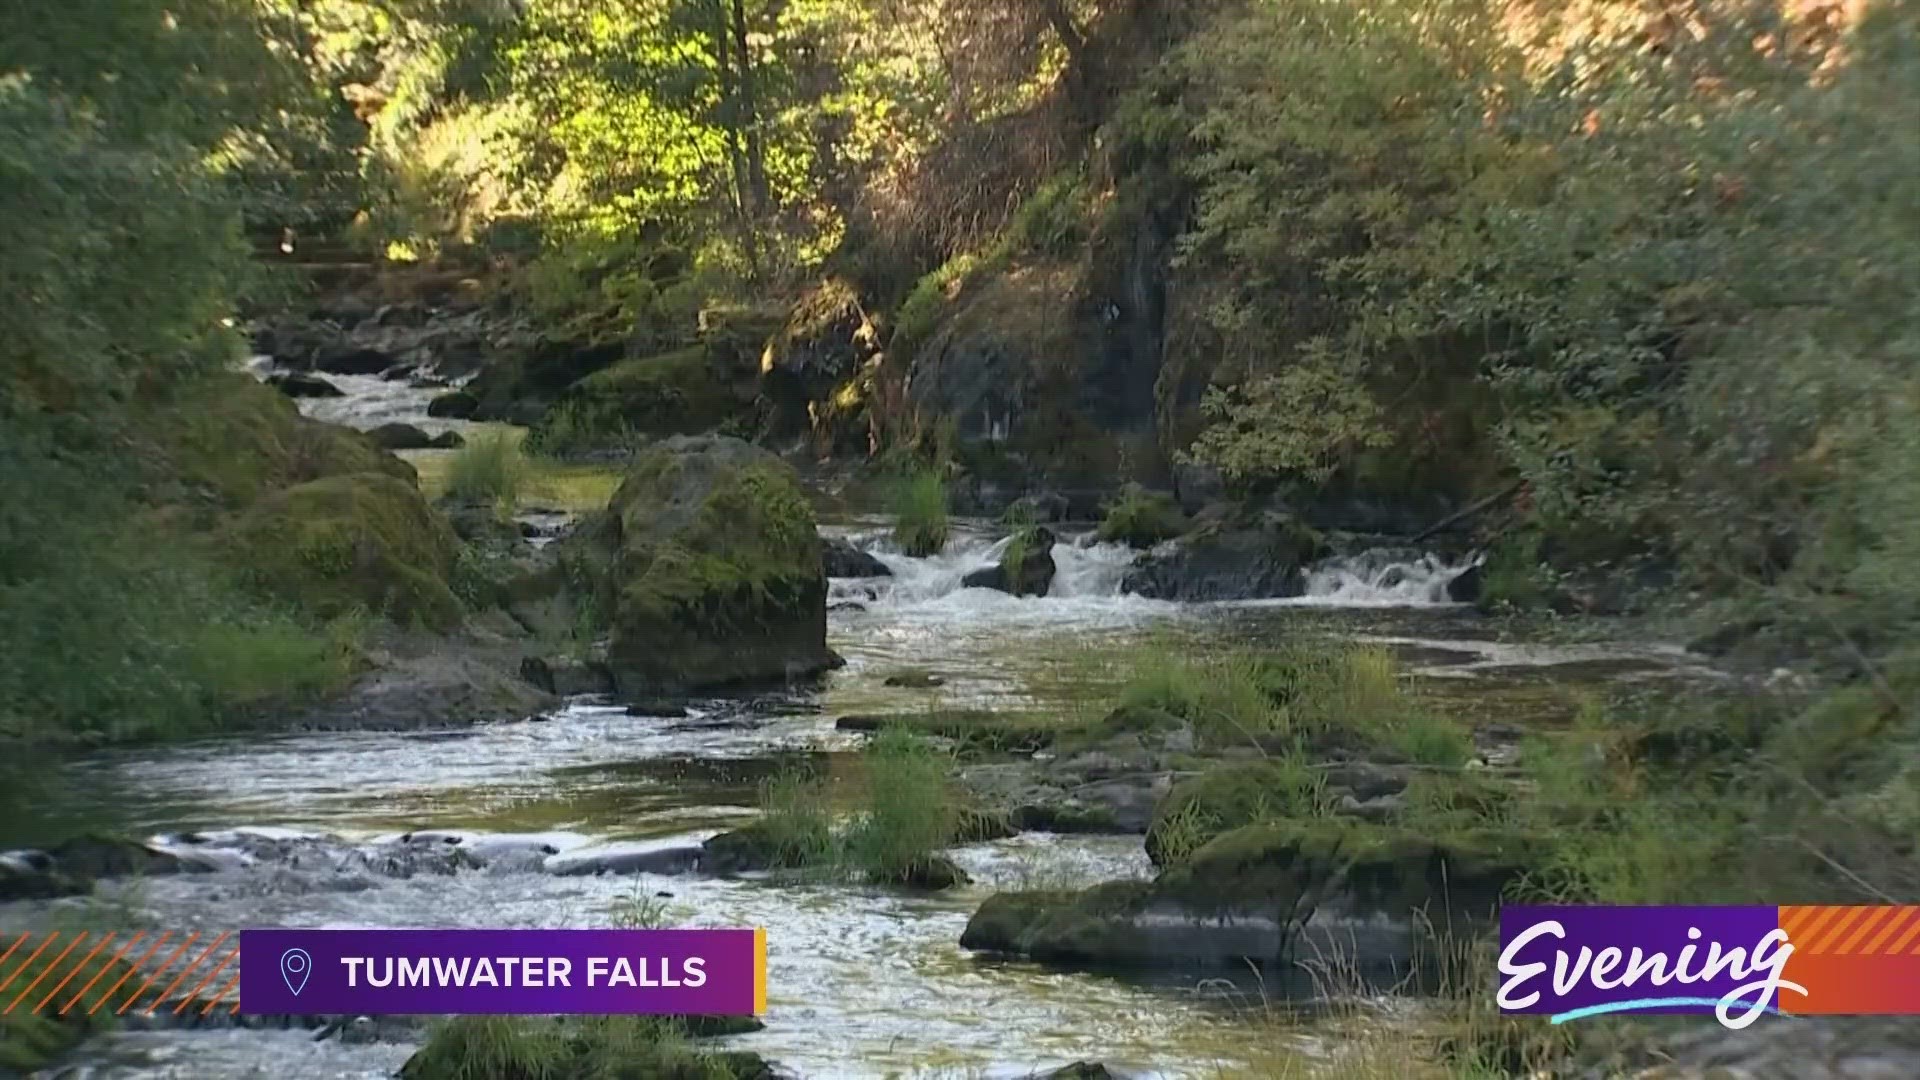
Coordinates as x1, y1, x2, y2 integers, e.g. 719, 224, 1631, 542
280, 948, 312, 997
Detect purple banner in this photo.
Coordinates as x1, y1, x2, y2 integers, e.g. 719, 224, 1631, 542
1498, 905, 1798, 1027
238, 929, 765, 1015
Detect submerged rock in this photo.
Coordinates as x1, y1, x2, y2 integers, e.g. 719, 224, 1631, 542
267, 371, 346, 398
962, 527, 1057, 597
368, 422, 437, 450
426, 390, 480, 418
313, 345, 395, 376
823, 536, 891, 578
566, 435, 833, 693
1120, 511, 1327, 600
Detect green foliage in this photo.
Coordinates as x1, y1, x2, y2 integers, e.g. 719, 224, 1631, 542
843, 727, 958, 885
1478, 531, 1550, 610
889, 469, 950, 557
754, 766, 837, 869
1095, 484, 1188, 547
403, 1014, 753, 1080
446, 431, 529, 510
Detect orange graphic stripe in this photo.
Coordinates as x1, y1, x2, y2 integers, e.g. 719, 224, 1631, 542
1835, 907, 1897, 955
173, 947, 238, 1015
0, 933, 60, 1002
0, 931, 27, 973
35, 932, 112, 1014
147, 931, 229, 1015
5, 932, 83, 1015
1806, 907, 1871, 954
1858, 907, 1916, 955
90, 931, 169, 1015
201, 973, 241, 1016
119, 930, 198, 1015
1889, 910, 1920, 953
1786, 905, 1845, 951
64, 930, 144, 1014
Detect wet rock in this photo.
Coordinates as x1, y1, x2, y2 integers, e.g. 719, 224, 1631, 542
701, 824, 821, 874
1120, 511, 1328, 601
1010, 801, 1131, 835
545, 842, 705, 877
961, 527, 1057, 597
378, 363, 419, 381
883, 669, 946, 688
1446, 561, 1483, 603
519, 655, 615, 697
1034, 1064, 1122, 1080
426, 390, 480, 418
313, 345, 396, 376
428, 430, 465, 449
564, 435, 834, 693
625, 700, 689, 718
0, 853, 85, 900
894, 853, 972, 891
267, 371, 345, 398
368, 422, 436, 450
962, 819, 1539, 977
823, 536, 891, 578
829, 600, 867, 613
278, 653, 558, 731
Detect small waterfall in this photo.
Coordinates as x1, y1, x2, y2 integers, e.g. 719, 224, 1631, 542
827, 528, 1136, 608
1295, 548, 1481, 606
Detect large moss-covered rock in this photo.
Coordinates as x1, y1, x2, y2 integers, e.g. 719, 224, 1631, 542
230, 472, 463, 630
575, 435, 831, 693
1144, 760, 1325, 866
147, 373, 415, 509
961, 819, 1541, 978
530, 347, 744, 449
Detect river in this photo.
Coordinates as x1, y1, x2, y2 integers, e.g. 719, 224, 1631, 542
0, 362, 1714, 1079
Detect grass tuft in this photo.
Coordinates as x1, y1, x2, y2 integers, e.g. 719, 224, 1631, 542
445, 430, 527, 510
890, 469, 950, 557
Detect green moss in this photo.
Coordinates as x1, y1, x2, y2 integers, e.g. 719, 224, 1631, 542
400, 1015, 765, 1080
229, 472, 464, 630
529, 347, 736, 454
144, 373, 414, 509
1145, 757, 1326, 865
1096, 485, 1189, 547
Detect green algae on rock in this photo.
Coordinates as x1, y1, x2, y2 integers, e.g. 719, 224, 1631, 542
229, 472, 464, 631
568, 435, 832, 693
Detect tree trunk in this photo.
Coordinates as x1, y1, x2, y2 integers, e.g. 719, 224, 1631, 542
732, 0, 771, 215
710, 0, 760, 280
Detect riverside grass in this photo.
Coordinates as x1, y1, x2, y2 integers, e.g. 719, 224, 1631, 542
749, 727, 958, 887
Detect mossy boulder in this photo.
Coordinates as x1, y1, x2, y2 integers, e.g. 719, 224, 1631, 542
760, 279, 880, 445
1096, 484, 1189, 547
145, 373, 415, 510
1145, 760, 1325, 866
230, 472, 464, 630
572, 435, 831, 693
530, 346, 745, 451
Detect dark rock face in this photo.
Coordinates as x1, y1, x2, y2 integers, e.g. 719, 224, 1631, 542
1445, 561, 1483, 603
2, 836, 211, 901
312, 346, 394, 376
962, 527, 1057, 597
428, 430, 465, 449
823, 536, 890, 578
1120, 512, 1327, 600
565, 435, 833, 693
368, 422, 436, 450
518, 655, 615, 697
759, 281, 876, 449
267, 372, 345, 398
426, 391, 479, 419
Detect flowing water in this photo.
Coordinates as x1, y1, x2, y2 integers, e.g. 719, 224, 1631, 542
0, 368, 1713, 1078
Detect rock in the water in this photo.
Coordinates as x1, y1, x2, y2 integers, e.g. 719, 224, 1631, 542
1, 835, 209, 900
883, 670, 946, 688
280, 653, 559, 731
1446, 561, 1483, 603
823, 536, 891, 578
378, 363, 418, 382
962, 527, 1057, 597
895, 853, 971, 891
625, 700, 689, 718
267, 372, 345, 398
566, 435, 833, 693
313, 345, 395, 376
961, 819, 1539, 978
1120, 511, 1327, 600
544, 842, 705, 877
428, 430, 465, 449
519, 655, 615, 697
426, 390, 480, 419
368, 422, 436, 450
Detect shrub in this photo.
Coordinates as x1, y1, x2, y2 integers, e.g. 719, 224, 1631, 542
1095, 485, 1189, 547
890, 469, 949, 557
445, 430, 526, 510
843, 727, 957, 884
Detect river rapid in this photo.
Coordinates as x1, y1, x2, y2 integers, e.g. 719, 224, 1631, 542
0, 364, 1713, 1079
